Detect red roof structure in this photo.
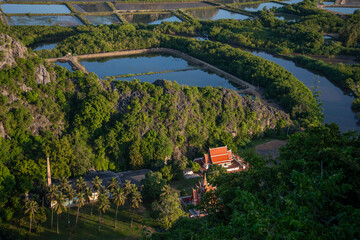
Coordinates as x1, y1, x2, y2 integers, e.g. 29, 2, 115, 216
180, 175, 216, 217
194, 146, 249, 173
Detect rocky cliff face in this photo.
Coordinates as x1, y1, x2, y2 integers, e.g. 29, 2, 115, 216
0, 33, 28, 69
0, 34, 60, 137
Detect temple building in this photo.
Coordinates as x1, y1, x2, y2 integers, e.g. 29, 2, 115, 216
193, 146, 249, 173
179, 175, 216, 217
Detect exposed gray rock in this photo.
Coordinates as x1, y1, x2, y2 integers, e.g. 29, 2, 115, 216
0, 121, 7, 139
0, 33, 28, 69
28, 114, 52, 135
35, 64, 53, 85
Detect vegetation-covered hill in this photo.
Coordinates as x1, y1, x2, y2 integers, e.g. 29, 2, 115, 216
0, 34, 293, 237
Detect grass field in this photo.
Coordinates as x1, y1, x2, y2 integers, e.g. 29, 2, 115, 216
14, 202, 156, 240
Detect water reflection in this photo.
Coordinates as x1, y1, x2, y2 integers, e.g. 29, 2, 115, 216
55, 61, 74, 72
33, 43, 57, 51
73, 3, 111, 12
124, 13, 181, 25
1, 4, 71, 14
115, 2, 210, 11
187, 8, 250, 20
80, 53, 238, 90
6, 15, 83, 26
85, 15, 121, 25
235, 2, 284, 11
324, 7, 359, 14
248, 50, 359, 131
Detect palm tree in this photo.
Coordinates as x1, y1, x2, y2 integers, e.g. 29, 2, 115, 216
123, 180, 132, 196
54, 193, 66, 234
46, 185, 58, 229
107, 177, 119, 194
97, 193, 110, 228
76, 177, 86, 193
75, 192, 86, 226
112, 186, 126, 228
84, 187, 92, 205
59, 177, 69, 194
25, 199, 39, 233
91, 176, 103, 216
130, 186, 142, 227
66, 185, 76, 224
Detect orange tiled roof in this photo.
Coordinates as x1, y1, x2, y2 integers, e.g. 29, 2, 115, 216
209, 146, 232, 164
209, 146, 228, 156
211, 154, 231, 164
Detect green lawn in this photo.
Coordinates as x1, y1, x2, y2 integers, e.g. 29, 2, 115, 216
171, 176, 202, 196
26, 203, 155, 240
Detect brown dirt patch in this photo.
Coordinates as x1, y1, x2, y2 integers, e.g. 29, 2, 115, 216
255, 140, 287, 159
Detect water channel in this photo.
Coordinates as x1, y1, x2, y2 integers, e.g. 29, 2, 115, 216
247, 50, 359, 131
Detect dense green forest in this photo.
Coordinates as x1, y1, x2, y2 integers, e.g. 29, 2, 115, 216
153, 124, 360, 239
0, 31, 295, 238
1, 0, 359, 237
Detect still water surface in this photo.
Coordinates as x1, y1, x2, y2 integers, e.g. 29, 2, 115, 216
1, 4, 71, 14
85, 15, 121, 25
235, 2, 283, 11
324, 7, 359, 14
187, 8, 250, 20
80, 54, 238, 90
6, 15, 83, 26
248, 50, 358, 131
124, 13, 179, 24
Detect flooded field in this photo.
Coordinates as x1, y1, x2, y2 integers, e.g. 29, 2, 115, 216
73, 3, 111, 12
187, 8, 250, 20
80, 53, 238, 90
85, 15, 121, 25
1, 4, 71, 14
324, 7, 359, 14
115, 2, 211, 11
280, 0, 304, 4
124, 13, 181, 25
235, 2, 284, 11
6, 15, 83, 26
